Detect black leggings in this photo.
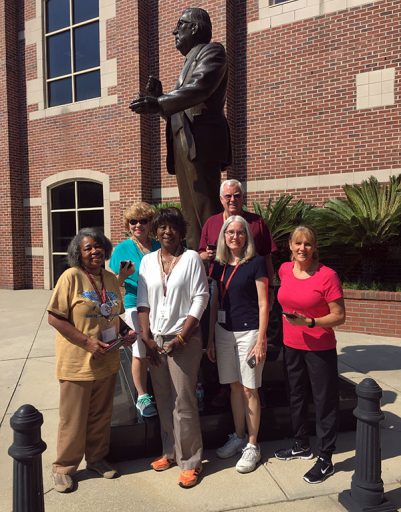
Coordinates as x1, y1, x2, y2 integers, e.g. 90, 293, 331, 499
284, 346, 339, 458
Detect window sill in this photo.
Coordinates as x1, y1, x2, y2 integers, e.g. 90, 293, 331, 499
29, 94, 118, 121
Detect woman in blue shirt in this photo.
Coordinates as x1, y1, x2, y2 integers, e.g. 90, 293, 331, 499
110, 202, 160, 417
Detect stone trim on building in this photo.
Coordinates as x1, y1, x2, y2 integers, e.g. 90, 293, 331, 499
248, 0, 381, 32
40, 170, 112, 289
153, 167, 400, 200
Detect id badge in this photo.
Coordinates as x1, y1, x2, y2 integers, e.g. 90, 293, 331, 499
102, 326, 117, 343
158, 298, 171, 319
217, 310, 226, 323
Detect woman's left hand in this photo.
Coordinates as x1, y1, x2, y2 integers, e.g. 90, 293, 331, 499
163, 337, 185, 355
284, 312, 309, 326
250, 337, 267, 365
122, 329, 137, 346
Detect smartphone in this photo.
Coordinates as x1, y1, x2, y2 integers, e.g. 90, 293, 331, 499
247, 354, 257, 369
207, 244, 216, 250
283, 312, 297, 319
120, 260, 133, 269
104, 336, 126, 353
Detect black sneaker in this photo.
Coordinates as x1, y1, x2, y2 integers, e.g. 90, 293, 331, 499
303, 456, 334, 484
274, 442, 313, 461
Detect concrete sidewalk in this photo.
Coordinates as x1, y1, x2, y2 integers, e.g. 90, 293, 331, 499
0, 289, 400, 512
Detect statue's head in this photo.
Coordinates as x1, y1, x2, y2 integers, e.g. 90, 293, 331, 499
173, 8, 212, 56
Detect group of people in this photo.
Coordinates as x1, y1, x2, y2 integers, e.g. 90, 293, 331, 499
47, 178, 346, 493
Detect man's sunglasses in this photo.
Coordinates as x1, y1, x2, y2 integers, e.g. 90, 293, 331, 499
129, 218, 149, 226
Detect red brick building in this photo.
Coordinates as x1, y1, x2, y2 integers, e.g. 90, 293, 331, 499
1, 0, 400, 290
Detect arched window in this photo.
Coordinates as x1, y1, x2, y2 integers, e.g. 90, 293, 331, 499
50, 180, 104, 284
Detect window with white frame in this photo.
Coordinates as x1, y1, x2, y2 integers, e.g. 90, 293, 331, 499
269, 0, 291, 5
45, 0, 100, 107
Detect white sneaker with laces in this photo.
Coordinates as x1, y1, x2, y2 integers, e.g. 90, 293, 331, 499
236, 443, 261, 473
216, 433, 248, 459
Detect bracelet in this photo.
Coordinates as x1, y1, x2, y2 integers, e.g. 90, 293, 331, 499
309, 318, 316, 328
176, 334, 186, 345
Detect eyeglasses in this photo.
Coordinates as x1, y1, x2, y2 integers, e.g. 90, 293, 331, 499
225, 230, 246, 238
223, 193, 242, 201
175, 19, 192, 30
129, 218, 149, 226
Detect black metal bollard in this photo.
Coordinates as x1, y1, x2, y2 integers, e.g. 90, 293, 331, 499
338, 378, 396, 512
8, 404, 47, 512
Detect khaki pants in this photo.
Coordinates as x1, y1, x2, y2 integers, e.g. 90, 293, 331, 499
150, 329, 203, 470
53, 374, 116, 475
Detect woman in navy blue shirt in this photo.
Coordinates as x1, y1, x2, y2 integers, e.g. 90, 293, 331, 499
207, 215, 269, 473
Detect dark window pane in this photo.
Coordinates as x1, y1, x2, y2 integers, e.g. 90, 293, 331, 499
51, 182, 76, 210
53, 255, 69, 286
74, 23, 99, 72
77, 182, 103, 208
73, 0, 99, 24
48, 77, 72, 106
75, 70, 100, 101
52, 211, 77, 252
47, 31, 71, 78
78, 210, 104, 232
46, 0, 70, 33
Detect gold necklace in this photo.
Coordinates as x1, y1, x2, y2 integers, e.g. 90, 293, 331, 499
132, 236, 151, 256
158, 249, 182, 295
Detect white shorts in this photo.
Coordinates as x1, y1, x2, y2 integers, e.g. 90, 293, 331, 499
214, 323, 264, 389
124, 307, 147, 358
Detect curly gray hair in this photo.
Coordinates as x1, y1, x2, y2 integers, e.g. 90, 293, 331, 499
67, 228, 113, 268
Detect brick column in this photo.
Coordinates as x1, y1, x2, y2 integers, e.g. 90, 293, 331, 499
0, 1, 25, 289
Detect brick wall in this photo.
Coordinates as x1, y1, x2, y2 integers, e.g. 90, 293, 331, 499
336, 289, 401, 338
245, 0, 401, 187
1, 1, 400, 289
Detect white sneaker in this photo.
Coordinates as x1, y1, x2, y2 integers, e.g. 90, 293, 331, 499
236, 443, 261, 473
216, 433, 248, 459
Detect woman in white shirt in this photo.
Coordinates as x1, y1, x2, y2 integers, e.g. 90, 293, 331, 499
137, 207, 209, 489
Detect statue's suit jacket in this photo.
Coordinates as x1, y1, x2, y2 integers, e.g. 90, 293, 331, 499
158, 42, 232, 174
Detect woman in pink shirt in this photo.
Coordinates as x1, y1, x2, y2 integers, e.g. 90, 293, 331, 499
275, 226, 345, 484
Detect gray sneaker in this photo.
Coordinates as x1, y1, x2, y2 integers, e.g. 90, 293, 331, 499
87, 459, 119, 479
52, 472, 74, 493
216, 433, 248, 459
236, 443, 261, 473
136, 394, 158, 418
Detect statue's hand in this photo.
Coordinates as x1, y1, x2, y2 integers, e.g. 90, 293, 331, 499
146, 76, 163, 97
129, 96, 161, 114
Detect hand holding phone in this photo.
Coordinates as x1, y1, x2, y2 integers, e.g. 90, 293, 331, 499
247, 354, 257, 369
283, 311, 297, 319
120, 260, 133, 269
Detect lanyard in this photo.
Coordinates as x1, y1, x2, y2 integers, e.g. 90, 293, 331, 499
82, 268, 110, 317
219, 262, 241, 304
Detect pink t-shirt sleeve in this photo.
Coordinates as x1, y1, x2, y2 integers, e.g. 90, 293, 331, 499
323, 270, 343, 303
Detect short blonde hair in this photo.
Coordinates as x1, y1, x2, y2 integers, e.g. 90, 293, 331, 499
289, 225, 319, 261
215, 215, 255, 264
123, 202, 156, 232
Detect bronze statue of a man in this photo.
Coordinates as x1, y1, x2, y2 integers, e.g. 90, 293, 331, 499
130, 7, 231, 249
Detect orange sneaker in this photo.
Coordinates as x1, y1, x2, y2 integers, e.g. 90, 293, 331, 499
178, 465, 202, 488
150, 456, 175, 471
